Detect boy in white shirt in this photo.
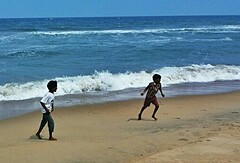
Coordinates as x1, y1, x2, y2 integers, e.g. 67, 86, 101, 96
36, 80, 57, 141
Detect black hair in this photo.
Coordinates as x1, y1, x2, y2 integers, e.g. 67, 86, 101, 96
152, 74, 161, 81
47, 80, 57, 90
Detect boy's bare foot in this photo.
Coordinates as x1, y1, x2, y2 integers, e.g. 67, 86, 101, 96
152, 116, 158, 121
138, 114, 141, 120
49, 137, 57, 141
36, 133, 42, 139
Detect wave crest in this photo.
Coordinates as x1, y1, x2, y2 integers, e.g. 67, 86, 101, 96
29, 25, 240, 36
1, 64, 240, 101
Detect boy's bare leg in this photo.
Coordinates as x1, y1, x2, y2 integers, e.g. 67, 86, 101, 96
152, 116, 157, 121
138, 106, 147, 120
138, 114, 141, 120
152, 106, 159, 120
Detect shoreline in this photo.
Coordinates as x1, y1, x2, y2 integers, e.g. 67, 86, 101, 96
0, 91, 240, 162
1, 79, 240, 121
1, 89, 239, 121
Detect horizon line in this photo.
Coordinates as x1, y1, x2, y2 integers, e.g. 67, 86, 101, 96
0, 14, 239, 19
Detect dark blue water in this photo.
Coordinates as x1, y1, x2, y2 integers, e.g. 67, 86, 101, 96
0, 16, 240, 102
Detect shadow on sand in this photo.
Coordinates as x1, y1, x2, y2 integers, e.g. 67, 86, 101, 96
127, 118, 156, 122
29, 135, 48, 141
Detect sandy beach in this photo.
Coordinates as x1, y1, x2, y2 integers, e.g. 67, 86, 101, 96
0, 91, 240, 162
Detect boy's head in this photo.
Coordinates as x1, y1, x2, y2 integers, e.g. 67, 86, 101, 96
152, 74, 161, 84
47, 80, 57, 92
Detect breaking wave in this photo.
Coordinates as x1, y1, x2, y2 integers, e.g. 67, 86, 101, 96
1, 64, 240, 101
29, 25, 240, 36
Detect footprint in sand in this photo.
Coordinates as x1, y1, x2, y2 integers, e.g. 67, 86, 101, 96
210, 128, 221, 132
192, 132, 201, 137
150, 130, 160, 134
231, 122, 240, 127
179, 132, 187, 136
178, 138, 188, 141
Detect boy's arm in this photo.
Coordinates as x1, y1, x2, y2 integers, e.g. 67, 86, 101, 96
141, 84, 150, 96
52, 102, 54, 112
159, 83, 165, 97
40, 102, 50, 113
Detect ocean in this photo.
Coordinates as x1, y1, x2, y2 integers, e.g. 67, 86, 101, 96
1, 16, 240, 119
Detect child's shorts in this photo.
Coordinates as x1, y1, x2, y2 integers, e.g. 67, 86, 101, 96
144, 96, 159, 107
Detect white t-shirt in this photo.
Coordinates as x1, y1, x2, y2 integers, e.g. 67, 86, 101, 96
40, 92, 55, 113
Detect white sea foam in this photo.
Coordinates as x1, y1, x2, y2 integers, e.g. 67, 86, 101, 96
193, 37, 232, 42
29, 25, 240, 36
0, 34, 28, 43
1, 64, 240, 101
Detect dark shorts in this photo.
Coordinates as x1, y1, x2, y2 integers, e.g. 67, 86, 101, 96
144, 96, 159, 107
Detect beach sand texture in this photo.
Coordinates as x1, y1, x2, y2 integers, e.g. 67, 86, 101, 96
0, 92, 240, 162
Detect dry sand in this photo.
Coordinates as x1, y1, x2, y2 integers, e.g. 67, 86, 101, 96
0, 91, 240, 162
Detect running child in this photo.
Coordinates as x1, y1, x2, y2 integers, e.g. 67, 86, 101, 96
138, 74, 165, 120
